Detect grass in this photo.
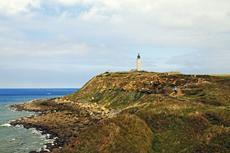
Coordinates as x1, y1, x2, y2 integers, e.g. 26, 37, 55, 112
60, 74, 230, 152
65, 114, 153, 153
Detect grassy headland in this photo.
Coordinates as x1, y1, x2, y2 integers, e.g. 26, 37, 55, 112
11, 71, 230, 152
64, 71, 230, 152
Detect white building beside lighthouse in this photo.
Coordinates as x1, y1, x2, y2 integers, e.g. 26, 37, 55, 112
137, 53, 141, 71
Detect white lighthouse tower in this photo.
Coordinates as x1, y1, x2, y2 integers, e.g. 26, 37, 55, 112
137, 53, 141, 71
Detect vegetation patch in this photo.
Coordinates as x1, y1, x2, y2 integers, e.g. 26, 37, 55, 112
205, 109, 230, 126
184, 89, 203, 96
188, 126, 230, 152
66, 114, 153, 153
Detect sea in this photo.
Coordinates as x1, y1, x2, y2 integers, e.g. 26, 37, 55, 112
0, 88, 79, 153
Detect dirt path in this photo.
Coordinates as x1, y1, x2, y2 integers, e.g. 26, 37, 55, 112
169, 86, 183, 97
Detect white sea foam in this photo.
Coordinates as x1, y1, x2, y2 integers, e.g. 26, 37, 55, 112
15, 124, 24, 128
37, 145, 50, 152
30, 128, 42, 135
1, 123, 11, 127
40, 134, 46, 140
27, 99, 36, 103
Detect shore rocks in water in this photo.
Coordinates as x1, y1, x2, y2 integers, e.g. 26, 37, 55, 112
10, 98, 121, 153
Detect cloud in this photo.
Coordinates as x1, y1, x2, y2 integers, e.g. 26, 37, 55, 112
79, 5, 109, 22
166, 50, 230, 74
54, 0, 81, 6
0, 0, 41, 14
1, 0, 230, 87
51, 0, 229, 53
59, 11, 73, 21
0, 36, 126, 70
0, 37, 90, 57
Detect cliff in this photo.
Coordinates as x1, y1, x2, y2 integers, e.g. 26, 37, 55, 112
11, 71, 230, 153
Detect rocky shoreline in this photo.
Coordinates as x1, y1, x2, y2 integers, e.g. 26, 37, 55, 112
10, 97, 121, 153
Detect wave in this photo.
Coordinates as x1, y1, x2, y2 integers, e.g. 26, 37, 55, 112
1, 123, 11, 127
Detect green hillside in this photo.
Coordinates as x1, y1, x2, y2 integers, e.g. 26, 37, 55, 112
59, 72, 230, 153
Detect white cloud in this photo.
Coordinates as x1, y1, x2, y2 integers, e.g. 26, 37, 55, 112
0, 38, 89, 57
0, 0, 41, 14
109, 15, 123, 24
1, 0, 230, 52
166, 50, 230, 74
59, 11, 73, 21
1, 0, 230, 87
58, 0, 229, 50
79, 5, 109, 22
54, 0, 81, 6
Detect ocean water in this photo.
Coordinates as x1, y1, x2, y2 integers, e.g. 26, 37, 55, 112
0, 88, 79, 153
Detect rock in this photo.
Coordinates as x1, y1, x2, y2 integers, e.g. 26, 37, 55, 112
79, 127, 88, 131
89, 111, 94, 116
80, 120, 90, 125
73, 131, 79, 137
144, 81, 151, 85
104, 109, 109, 114
101, 106, 106, 111
88, 121, 95, 126
9, 92, 124, 153
78, 123, 84, 128
87, 105, 91, 109
98, 90, 104, 94
141, 88, 149, 93
11, 119, 19, 126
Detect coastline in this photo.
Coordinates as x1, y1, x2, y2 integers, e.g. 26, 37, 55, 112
6, 73, 230, 152
10, 97, 121, 152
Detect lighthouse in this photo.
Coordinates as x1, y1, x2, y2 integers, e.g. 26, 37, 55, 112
137, 53, 141, 71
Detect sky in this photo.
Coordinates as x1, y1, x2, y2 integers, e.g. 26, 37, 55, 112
0, 0, 230, 88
